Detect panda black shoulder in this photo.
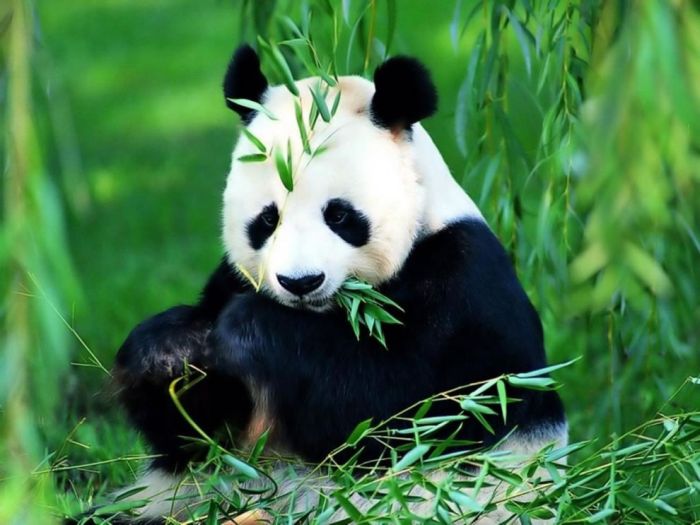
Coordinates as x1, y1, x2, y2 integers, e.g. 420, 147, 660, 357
387, 218, 549, 375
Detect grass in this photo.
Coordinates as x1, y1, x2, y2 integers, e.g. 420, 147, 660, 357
1, 0, 699, 523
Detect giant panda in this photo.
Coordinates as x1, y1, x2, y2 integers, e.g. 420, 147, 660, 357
67, 45, 567, 524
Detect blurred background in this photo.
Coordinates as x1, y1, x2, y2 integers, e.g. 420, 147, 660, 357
1, 0, 699, 522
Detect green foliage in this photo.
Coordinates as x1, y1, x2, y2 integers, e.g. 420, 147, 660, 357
66, 368, 700, 523
2, 0, 698, 523
335, 278, 403, 348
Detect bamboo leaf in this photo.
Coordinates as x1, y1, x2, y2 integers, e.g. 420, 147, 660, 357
274, 146, 293, 191
237, 153, 268, 163
206, 500, 218, 525
507, 375, 558, 390
222, 454, 259, 480
333, 493, 364, 521
346, 418, 373, 445
228, 98, 278, 121
496, 379, 507, 424
515, 358, 580, 378
460, 398, 498, 416
449, 491, 484, 513
259, 36, 300, 96
241, 128, 267, 154
586, 509, 617, 523
309, 85, 332, 122
393, 444, 430, 471
503, 7, 533, 76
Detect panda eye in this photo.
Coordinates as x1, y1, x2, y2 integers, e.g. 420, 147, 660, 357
325, 208, 348, 225
261, 211, 278, 227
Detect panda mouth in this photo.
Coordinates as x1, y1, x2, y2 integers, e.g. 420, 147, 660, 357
290, 295, 334, 312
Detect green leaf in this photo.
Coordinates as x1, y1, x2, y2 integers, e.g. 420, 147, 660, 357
333, 493, 364, 521
503, 7, 532, 76
364, 302, 401, 324
374, 320, 387, 348
346, 418, 373, 445
350, 315, 361, 340
393, 444, 430, 471
241, 128, 267, 154
330, 89, 342, 117
515, 358, 580, 378
586, 508, 617, 523
336, 278, 403, 347
279, 16, 303, 38
278, 37, 306, 48
259, 36, 299, 96
206, 499, 218, 525
472, 410, 495, 434
414, 414, 468, 425
319, 66, 338, 87
496, 379, 507, 424
364, 311, 376, 334
600, 442, 651, 458
460, 398, 498, 415
449, 491, 484, 513
113, 485, 148, 501
248, 429, 269, 463
653, 499, 678, 515
241, 128, 267, 153
489, 465, 523, 486
340, 279, 373, 291
222, 454, 259, 480
237, 153, 268, 163
274, 146, 293, 191
294, 100, 311, 154
227, 98, 278, 120
350, 297, 360, 323
507, 375, 558, 390
309, 85, 332, 122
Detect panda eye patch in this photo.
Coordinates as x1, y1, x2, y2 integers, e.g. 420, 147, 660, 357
247, 203, 278, 250
323, 199, 370, 247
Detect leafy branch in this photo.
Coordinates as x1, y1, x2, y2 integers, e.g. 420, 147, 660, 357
335, 278, 403, 348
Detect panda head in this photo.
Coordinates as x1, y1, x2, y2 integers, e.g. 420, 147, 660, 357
222, 45, 481, 311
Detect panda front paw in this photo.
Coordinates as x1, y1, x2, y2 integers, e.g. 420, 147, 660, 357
114, 305, 212, 385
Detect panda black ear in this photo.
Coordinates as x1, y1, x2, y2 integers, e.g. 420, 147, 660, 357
223, 44, 269, 123
370, 56, 438, 132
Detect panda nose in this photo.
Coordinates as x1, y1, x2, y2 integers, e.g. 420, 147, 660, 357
276, 273, 325, 296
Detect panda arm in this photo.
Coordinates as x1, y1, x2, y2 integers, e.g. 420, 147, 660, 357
113, 258, 253, 471
195, 256, 250, 319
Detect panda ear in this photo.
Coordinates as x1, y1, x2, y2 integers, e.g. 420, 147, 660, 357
370, 56, 438, 133
223, 44, 269, 123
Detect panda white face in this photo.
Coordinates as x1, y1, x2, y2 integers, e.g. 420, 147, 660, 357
222, 77, 425, 310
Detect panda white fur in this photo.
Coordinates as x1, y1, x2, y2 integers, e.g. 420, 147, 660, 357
67, 45, 567, 524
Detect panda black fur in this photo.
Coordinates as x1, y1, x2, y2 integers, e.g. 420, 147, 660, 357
67, 45, 566, 524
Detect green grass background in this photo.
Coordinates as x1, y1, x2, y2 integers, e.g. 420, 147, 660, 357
2, 0, 699, 521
